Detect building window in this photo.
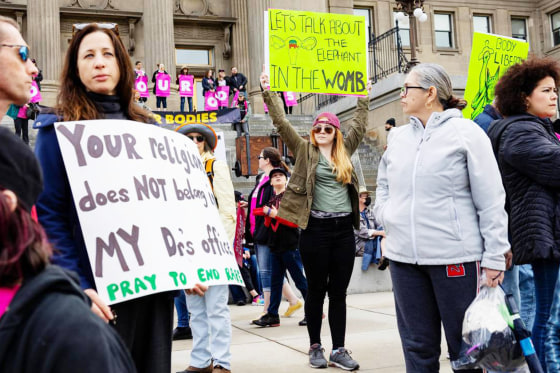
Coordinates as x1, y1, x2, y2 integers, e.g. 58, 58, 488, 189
473, 15, 491, 34
552, 11, 560, 46
176, 48, 213, 66
393, 11, 410, 47
354, 8, 373, 42
434, 13, 454, 48
511, 18, 527, 41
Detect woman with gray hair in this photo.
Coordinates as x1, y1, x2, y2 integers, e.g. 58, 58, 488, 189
373, 63, 510, 372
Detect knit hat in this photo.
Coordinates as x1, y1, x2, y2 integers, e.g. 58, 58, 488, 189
0, 127, 43, 211
313, 112, 340, 129
175, 122, 218, 151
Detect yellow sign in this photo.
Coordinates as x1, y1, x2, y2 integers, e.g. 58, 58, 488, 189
266, 9, 368, 96
463, 32, 529, 120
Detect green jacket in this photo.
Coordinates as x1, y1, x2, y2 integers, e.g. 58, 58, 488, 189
262, 90, 369, 230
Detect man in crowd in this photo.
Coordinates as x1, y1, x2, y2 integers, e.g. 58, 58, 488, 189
228, 66, 248, 100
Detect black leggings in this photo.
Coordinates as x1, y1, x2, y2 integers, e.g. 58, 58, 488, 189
299, 215, 355, 349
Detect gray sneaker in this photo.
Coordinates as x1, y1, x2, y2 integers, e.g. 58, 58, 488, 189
329, 348, 359, 371
309, 343, 328, 369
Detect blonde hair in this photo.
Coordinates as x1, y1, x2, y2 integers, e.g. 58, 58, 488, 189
310, 129, 353, 184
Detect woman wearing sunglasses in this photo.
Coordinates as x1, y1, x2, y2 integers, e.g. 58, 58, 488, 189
33, 24, 172, 373
259, 72, 370, 371
374, 63, 509, 372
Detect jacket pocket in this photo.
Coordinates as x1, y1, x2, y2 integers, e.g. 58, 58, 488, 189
287, 172, 307, 194
448, 199, 462, 240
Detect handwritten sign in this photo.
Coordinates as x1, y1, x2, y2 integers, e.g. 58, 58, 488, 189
216, 86, 230, 107
30, 81, 42, 103
155, 73, 171, 97
205, 92, 219, 111
179, 75, 194, 97
54, 120, 244, 305
265, 9, 368, 96
463, 32, 529, 120
283, 91, 298, 107
135, 76, 149, 98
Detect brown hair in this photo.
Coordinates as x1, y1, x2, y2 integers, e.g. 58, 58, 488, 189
56, 24, 151, 122
262, 147, 290, 172
310, 129, 353, 184
495, 56, 560, 117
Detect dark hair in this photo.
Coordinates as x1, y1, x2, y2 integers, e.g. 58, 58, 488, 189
386, 118, 395, 126
495, 57, 560, 117
205, 69, 213, 78
262, 147, 290, 172
56, 24, 151, 123
0, 191, 51, 286
135, 60, 141, 66
180, 67, 188, 74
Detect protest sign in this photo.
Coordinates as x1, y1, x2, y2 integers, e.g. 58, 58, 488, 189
156, 73, 171, 97
463, 32, 529, 120
216, 86, 230, 107
231, 91, 240, 107
30, 81, 41, 103
179, 75, 194, 97
54, 120, 244, 305
265, 9, 368, 96
283, 91, 298, 107
135, 75, 149, 98
205, 92, 219, 111
151, 108, 241, 127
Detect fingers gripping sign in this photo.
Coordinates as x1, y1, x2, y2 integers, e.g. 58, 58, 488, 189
260, 64, 270, 91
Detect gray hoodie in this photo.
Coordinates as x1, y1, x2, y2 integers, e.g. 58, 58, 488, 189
374, 109, 509, 270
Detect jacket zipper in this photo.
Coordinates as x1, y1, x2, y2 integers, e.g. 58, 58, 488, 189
410, 128, 427, 264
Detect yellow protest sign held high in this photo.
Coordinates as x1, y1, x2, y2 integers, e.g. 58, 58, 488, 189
463, 32, 529, 120
266, 9, 368, 96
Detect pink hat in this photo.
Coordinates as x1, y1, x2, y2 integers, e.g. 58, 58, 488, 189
313, 112, 340, 129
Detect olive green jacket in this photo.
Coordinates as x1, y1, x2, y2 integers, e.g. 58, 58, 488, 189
262, 90, 369, 230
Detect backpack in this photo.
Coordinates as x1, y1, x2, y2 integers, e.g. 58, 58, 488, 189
205, 158, 215, 191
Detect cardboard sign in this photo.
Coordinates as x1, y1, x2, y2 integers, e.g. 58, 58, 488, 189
30, 81, 41, 103
54, 120, 244, 305
265, 9, 368, 96
135, 76, 149, 98
179, 75, 195, 97
231, 91, 240, 107
463, 32, 529, 120
151, 109, 241, 127
205, 92, 219, 111
216, 86, 230, 107
283, 91, 298, 107
156, 73, 171, 97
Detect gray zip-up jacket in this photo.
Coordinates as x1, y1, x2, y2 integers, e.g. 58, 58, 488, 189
373, 109, 509, 270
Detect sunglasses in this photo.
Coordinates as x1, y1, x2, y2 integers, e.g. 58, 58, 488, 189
312, 125, 335, 134
257, 155, 265, 160
0, 44, 29, 62
72, 23, 120, 37
187, 135, 205, 143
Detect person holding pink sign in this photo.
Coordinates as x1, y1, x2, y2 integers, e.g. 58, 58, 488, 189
152, 63, 170, 111
176, 66, 193, 112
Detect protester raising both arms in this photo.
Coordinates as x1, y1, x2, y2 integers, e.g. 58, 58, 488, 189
34, 23, 173, 373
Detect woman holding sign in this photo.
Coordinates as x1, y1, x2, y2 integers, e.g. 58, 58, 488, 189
260, 70, 370, 371
176, 66, 193, 112
33, 24, 173, 373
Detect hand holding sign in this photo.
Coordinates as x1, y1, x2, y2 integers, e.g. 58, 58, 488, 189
85, 288, 114, 322
260, 64, 270, 91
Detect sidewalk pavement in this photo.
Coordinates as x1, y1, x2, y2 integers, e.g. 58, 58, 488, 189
171, 292, 453, 372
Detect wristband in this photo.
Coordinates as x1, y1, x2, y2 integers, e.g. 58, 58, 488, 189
266, 208, 270, 216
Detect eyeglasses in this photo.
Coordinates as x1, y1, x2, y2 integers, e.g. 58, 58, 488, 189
0, 44, 29, 62
187, 135, 205, 143
400, 86, 425, 97
257, 155, 265, 160
72, 23, 120, 37
312, 125, 335, 134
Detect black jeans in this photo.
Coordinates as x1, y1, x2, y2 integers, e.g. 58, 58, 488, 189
390, 260, 482, 373
299, 215, 355, 349
14, 117, 29, 144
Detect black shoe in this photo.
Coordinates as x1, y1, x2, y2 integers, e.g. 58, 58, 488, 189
236, 300, 247, 306
299, 317, 307, 326
253, 313, 280, 327
172, 326, 193, 340
378, 257, 389, 271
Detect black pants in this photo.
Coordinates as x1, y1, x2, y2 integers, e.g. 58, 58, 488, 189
156, 96, 167, 109
390, 260, 482, 373
111, 292, 174, 373
299, 215, 355, 349
14, 117, 29, 144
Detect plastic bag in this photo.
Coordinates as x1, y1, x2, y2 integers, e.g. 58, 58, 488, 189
452, 283, 527, 372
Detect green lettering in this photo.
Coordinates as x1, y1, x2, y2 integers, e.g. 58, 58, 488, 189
107, 283, 119, 302
197, 268, 207, 282
144, 274, 157, 290
169, 271, 179, 286
134, 277, 148, 293
120, 280, 134, 298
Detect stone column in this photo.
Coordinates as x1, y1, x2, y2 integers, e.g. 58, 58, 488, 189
143, 0, 176, 79
27, 0, 61, 82
231, 0, 250, 80
246, 0, 270, 113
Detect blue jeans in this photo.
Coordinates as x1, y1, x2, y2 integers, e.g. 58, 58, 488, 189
519, 264, 535, 331
156, 96, 167, 109
268, 249, 308, 316
248, 253, 262, 294
532, 261, 560, 371
186, 285, 232, 369
256, 244, 272, 292
180, 96, 193, 112
174, 290, 189, 328
229, 285, 247, 303
546, 273, 560, 372
501, 264, 520, 310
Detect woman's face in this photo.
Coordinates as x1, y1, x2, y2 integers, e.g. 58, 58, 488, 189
258, 152, 270, 171
312, 118, 336, 146
187, 132, 205, 154
77, 31, 120, 95
526, 76, 558, 119
400, 71, 428, 116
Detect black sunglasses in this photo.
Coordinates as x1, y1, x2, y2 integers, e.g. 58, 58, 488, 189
187, 135, 205, 143
72, 23, 120, 37
257, 155, 265, 160
0, 44, 29, 62
312, 125, 335, 134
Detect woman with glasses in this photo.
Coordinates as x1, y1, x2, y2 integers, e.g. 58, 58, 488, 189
259, 72, 370, 371
174, 122, 236, 373
486, 57, 560, 371
374, 63, 509, 372
33, 24, 173, 373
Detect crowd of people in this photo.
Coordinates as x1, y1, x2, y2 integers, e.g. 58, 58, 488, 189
1, 13, 560, 373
